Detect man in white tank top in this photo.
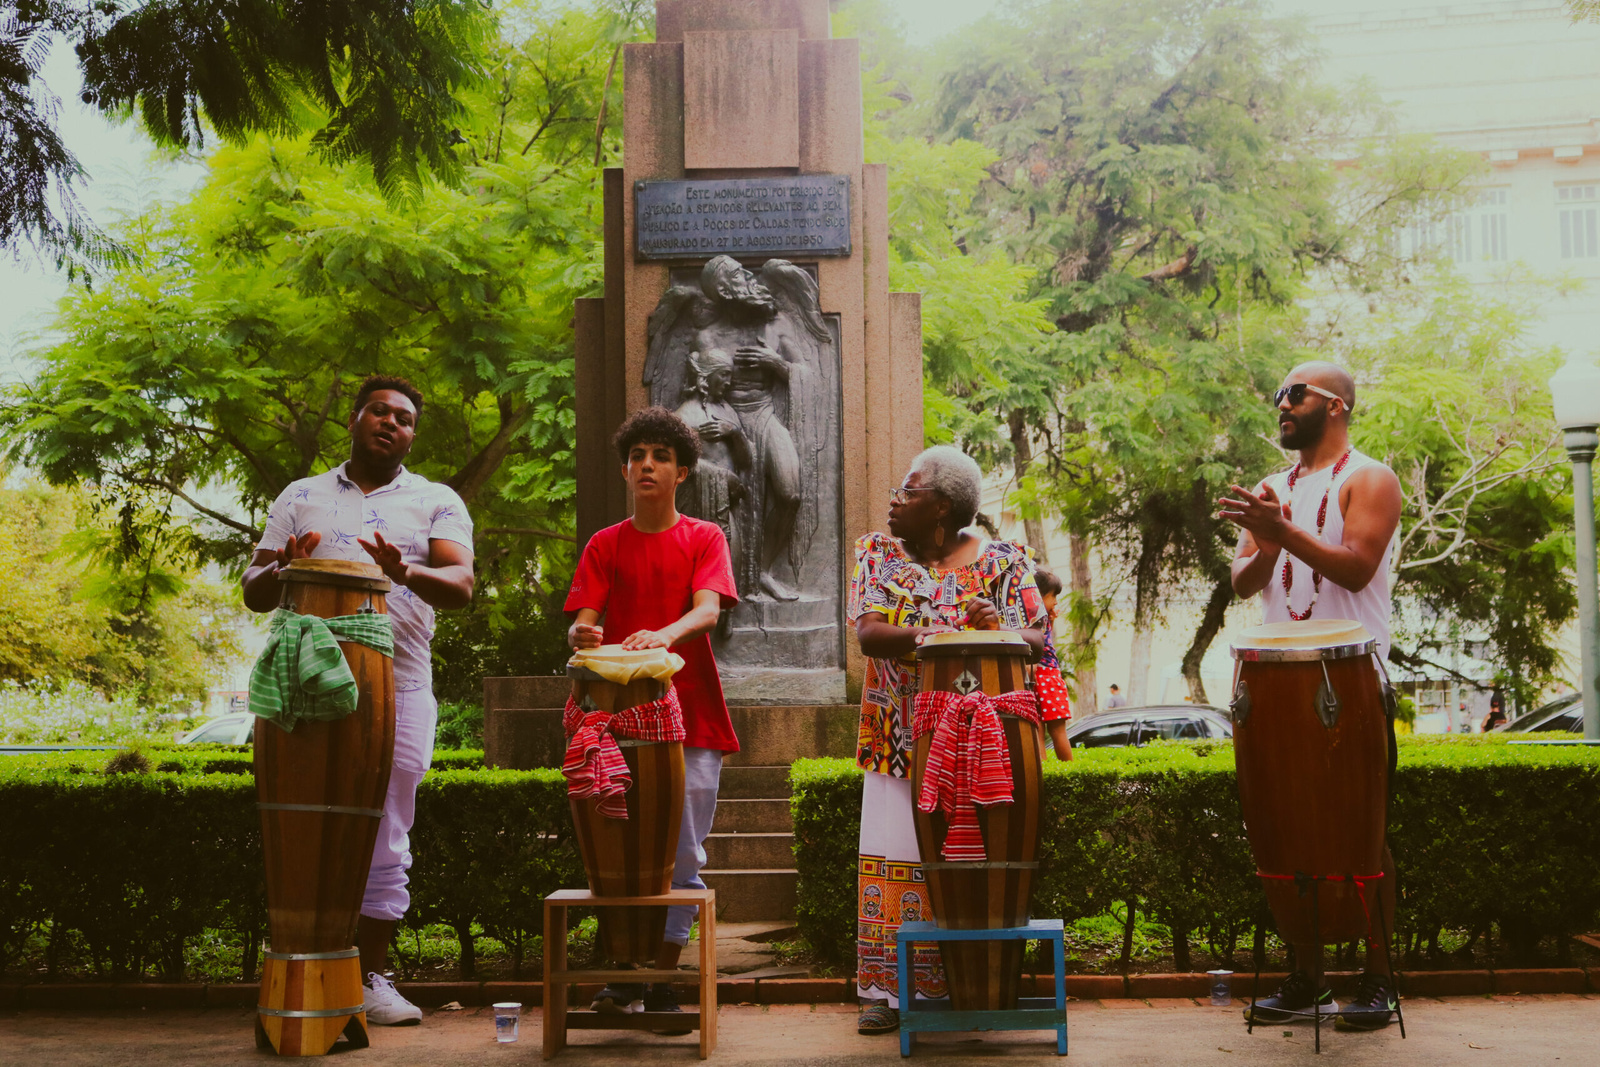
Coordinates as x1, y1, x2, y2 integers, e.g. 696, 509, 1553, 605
1218, 361, 1404, 1033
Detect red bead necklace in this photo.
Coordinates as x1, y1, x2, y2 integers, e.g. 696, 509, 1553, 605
1280, 449, 1352, 622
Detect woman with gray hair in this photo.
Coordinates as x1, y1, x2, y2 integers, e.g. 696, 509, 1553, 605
846, 445, 1046, 1035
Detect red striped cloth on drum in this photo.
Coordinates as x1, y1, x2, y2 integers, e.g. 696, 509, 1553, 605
911, 689, 1040, 862
561, 690, 686, 819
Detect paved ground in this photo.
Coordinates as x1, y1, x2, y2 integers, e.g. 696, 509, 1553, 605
3, 995, 1596, 1065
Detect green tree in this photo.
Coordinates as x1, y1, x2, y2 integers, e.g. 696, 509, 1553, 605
2, 3, 644, 679
2, 0, 495, 269
1344, 275, 1576, 707
0, 475, 245, 705
910, 0, 1481, 705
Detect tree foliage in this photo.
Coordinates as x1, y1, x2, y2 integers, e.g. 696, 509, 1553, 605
2, 0, 497, 267
891, 0, 1484, 702
0, 474, 245, 705
1345, 276, 1576, 704
2, 2, 648, 682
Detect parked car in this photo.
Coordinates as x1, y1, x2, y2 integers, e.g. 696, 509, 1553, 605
1494, 694, 1584, 735
1065, 704, 1234, 749
177, 713, 255, 745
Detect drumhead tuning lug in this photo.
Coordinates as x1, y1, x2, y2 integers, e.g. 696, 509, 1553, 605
1229, 677, 1251, 725
952, 670, 981, 696
1315, 661, 1342, 728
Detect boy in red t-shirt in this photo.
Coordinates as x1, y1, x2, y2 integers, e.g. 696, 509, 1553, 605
565, 407, 739, 1023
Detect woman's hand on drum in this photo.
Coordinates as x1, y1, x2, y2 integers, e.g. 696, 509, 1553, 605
620, 628, 672, 650
569, 622, 604, 650
965, 598, 1000, 631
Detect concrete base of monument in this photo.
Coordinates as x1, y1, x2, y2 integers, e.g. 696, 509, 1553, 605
718, 665, 847, 705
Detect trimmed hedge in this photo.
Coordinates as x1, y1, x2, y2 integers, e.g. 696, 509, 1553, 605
8, 737, 1598, 983
0, 746, 579, 981
791, 737, 1600, 968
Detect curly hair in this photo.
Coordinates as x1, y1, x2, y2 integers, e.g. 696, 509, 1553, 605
352, 374, 424, 421
612, 406, 701, 470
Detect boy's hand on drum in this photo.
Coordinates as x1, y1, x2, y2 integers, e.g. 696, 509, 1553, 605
270, 531, 322, 566
358, 531, 410, 585
965, 598, 1000, 631
621, 628, 671, 650
570, 623, 604, 650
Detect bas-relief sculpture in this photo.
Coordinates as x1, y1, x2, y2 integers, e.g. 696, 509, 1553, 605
644, 256, 843, 696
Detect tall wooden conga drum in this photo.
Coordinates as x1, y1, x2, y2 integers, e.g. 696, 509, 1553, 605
566, 646, 685, 965
911, 631, 1043, 1012
255, 559, 395, 1056
1230, 620, 1389, 945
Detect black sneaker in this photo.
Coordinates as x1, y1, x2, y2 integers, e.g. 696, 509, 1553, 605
1336, 972, 1396, 1031
644, 983, 692, 1036
590, 982, 645, 1014
1243, 971, 1338, 1023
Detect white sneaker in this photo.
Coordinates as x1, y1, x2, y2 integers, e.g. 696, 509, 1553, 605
364, 972, 423, 1025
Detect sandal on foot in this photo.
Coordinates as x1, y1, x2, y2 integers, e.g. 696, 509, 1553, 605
857, 1003, 899, 1035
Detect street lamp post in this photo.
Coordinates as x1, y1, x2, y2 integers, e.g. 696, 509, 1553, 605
1549, 355, 1600, 741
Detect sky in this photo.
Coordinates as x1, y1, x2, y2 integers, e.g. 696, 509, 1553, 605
0, 0, 1419, 365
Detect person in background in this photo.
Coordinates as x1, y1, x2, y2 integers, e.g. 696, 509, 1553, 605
1034, 568, 1073, 760
1481, 692, 1507, 732
1105, 684, 1128, 709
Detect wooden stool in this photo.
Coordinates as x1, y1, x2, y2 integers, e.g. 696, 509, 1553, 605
543, 887, 717, 1060
895, 918, 1068, 1057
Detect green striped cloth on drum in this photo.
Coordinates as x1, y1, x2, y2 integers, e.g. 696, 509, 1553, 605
248, 608, 394, 732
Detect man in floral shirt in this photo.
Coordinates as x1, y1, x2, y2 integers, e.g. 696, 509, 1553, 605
242, 375, 474, 1026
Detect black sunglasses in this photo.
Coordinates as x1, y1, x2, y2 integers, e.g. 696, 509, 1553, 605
1273, 382, 1341, 407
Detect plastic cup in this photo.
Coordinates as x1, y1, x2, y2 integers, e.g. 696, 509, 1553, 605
1207, 970, 1233, 1007
493, 1002, 522, 1043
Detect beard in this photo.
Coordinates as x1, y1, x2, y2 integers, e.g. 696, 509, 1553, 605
1279, 403, 1328, 450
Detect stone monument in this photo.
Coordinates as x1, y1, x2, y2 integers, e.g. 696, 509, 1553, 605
482, 1, 925, 921
569, 0, 925, 705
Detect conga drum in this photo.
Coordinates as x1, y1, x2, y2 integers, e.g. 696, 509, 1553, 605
1230, 620, 1389, 945
565, 646, 686, 965
254, 559, 395, 1056
911, 631, 1043, 1012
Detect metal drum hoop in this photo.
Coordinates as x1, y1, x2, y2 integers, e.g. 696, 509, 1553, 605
1231, 639, 1376, 663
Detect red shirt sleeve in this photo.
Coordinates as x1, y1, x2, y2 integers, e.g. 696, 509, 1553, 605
565, 526, 616, 616
690, 521, 738, 609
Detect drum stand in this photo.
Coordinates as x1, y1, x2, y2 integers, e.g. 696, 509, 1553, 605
542, 888, 718, 1060
895, 919, 1068, 1057
1244, 873, 1407, 1053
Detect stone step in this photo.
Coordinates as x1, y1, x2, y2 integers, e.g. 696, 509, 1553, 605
719, 765, 791, 799
705, 831, 794, 870
702, 869, 798, 923
723, 705, 857, 766
713, 798, 792, 833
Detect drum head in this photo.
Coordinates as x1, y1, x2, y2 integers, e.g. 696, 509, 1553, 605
1231, 619, 1375, 661
285, 558, 383, 579
915, 630, 1030, 659
567, 644, 684, 683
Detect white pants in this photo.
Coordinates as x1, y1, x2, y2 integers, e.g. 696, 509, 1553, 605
665, 746, 723, 946
360, 688, 437, 922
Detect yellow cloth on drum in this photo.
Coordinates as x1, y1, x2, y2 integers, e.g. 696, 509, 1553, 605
566, 644, 685, 685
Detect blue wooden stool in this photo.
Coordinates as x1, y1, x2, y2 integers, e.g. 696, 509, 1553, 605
894, 918, 1068, 1057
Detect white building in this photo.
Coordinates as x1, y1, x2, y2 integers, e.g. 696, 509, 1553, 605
991, 1, 1598, 718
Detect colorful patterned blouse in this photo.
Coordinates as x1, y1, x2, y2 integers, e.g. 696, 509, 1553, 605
847, 532, 1047, 777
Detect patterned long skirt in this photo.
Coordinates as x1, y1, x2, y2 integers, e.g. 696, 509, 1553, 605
855, 772, 947, 1007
